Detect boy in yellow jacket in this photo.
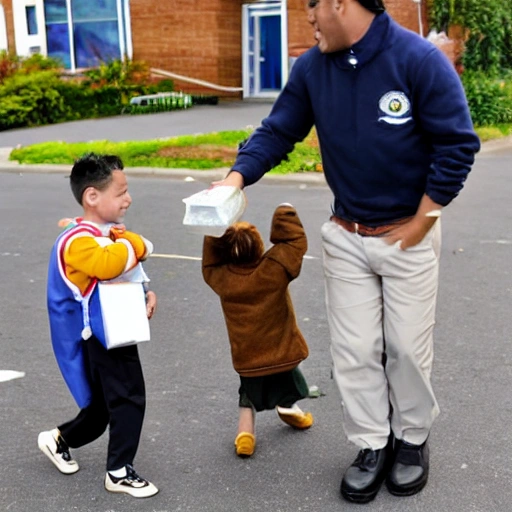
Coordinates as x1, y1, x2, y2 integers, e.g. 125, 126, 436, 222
39, 153, 158, 498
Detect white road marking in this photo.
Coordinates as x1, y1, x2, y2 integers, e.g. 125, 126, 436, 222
479, 240, 511, 245
0, 370, 25, 383
151, 253, 202, 261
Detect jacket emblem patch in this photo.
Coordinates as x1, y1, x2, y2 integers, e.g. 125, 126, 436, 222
378, 91, 412, 125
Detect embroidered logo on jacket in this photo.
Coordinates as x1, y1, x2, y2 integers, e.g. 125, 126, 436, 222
378, 91, 412, 125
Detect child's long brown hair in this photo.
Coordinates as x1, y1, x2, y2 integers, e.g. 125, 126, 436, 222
222, 222, 264, 265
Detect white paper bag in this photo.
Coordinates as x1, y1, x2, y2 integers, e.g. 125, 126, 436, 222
182, 186, 246, 236
98, 282, 150, 349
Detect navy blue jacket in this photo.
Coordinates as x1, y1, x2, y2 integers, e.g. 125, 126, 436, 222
233, 12, 480, 226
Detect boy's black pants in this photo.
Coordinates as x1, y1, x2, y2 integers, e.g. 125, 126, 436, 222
58, 336, 146, 471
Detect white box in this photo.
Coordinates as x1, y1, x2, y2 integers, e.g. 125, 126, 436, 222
98, 282, 150, 349
182, 186, 246, 236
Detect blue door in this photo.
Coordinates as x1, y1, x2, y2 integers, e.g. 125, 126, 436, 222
243, 2, 287, 98
259, 15, 282, 91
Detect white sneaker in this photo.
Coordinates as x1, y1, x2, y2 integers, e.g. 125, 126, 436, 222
105, 465, 159, 498
37, 429, 79, 474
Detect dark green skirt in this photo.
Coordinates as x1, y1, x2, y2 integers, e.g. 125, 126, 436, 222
238, 367, 309, 412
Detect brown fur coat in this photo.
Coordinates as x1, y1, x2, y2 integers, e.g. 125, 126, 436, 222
202, 205, 309, 377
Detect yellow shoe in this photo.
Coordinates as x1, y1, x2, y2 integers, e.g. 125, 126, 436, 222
234, 432, 256, 457
276, 405, 314, 430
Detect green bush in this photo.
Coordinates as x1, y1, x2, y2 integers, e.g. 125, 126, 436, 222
0, 51, 62, 84
461, 71, 512, 126
0, 71, 69, 130
82, 59, 151, 87
53, 81, 95, 121
0, 51, 20, 84
191, 95, 219, 105
19, 53, 62, 73
148, 79, 175, 93
0, 56, 213, 131
428, 0, 512, 73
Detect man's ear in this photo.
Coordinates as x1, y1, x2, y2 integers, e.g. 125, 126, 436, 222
82, 187, 98, 207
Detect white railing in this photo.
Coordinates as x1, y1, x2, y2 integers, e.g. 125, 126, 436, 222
150, 68, 243, 93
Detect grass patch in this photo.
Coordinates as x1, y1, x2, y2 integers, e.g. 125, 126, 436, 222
475, 124, 512, 142
9, 125, 509, 172
9, 128, 323, 173
9, 130, 253, 169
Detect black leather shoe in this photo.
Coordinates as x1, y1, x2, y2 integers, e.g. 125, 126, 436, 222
386, 439, 429, 496
340, 442, 392, 503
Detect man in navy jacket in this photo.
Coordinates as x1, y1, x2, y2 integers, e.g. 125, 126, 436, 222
216, 0, 480, 503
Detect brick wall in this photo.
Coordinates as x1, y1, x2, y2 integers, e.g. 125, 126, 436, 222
0, 0, 437, 94
384, 0, 429, 36
130, 0, 244, 96
131, 0, 431, 95
288, 0, 316, 55
0, 0, 15, 52
287, 0, 429, 55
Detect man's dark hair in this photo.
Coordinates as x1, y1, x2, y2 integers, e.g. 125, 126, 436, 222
69, 153, 124, 205
357, 0, 385, 13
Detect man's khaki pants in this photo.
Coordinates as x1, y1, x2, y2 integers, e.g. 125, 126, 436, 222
321, 219, 441, 450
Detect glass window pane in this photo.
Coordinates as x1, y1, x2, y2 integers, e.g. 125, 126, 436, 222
74, 20, 120, 68
46, 23, 71, 68
44, 0, 67, 24
45, 0, 70, 68
26, 6, 38, 35
72, 0, 117, 22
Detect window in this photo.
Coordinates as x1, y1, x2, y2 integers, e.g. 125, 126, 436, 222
26, 6, 38, 35
44, 0, 70, 67
44, 0, 130, 70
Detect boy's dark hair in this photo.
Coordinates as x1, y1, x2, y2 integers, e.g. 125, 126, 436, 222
70, 153, 124, 205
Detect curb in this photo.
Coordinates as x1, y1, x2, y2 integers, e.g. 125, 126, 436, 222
0, 159, 327, 186
478, 134, 512, 154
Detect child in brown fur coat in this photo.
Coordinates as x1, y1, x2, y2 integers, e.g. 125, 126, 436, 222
202, 204, 313, 457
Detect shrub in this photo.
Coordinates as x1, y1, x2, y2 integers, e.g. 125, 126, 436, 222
0, 56, 201, 131
461, 71, 512, 126
0, 52, 63, 84
428, 0, 512, 73
148, 79, 175, 93
0, 71, 69, 130
192, 95, 219, 105
83, 59, 151, 88
0, 51, 20, 84
19, 53, 62, 73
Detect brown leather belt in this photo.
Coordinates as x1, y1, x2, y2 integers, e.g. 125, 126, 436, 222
330, 215, 411, 237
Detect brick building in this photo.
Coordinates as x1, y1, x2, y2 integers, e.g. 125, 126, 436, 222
0, 0, 429, 98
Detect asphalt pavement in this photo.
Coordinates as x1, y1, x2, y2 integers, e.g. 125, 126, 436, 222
0, 100, 274, 147
0, 103, 511, 512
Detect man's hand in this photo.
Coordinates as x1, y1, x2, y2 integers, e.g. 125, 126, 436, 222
211, 170, 245, 189
384, 217, 435, 250
384, 194, 442, 250
145, 291, 157, 319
